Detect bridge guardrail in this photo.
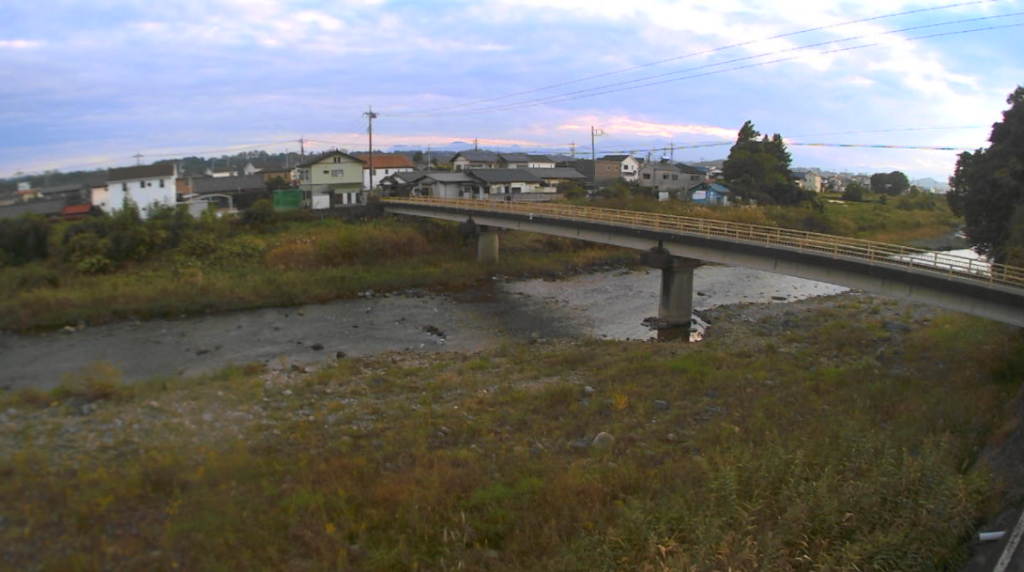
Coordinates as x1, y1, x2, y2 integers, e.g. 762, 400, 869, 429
382, 197, 1024, 291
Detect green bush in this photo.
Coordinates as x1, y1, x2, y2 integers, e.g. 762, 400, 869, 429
0, 214, 50, 266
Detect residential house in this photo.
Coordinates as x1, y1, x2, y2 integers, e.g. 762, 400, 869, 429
106, 163, 177, 218
192, 174, 269, 209
689, 182, 732, 205
526, 154, 556, 169
294, 151, 365, 209
242, 162, 259, 176
14, 182, 39, 202
676, 163, 707, 190
795, 171, 823, 193
561, 159, 621, 186
425, 151, 456, 169
415, 173, 479, 199
467, 169, 543, 199
497, 153, 531, 169
525, 167, 587, 193
82, 173, 109, 213
37, 182, 90, 205
258, 167, 293, 186
451, 150, 500, 171
379, 171, 428, 196
352, 153, 416, 190
0, 199, 65, 220
206, 164, 239, 178
600, 155, 642, 182
638, 161, 687, 194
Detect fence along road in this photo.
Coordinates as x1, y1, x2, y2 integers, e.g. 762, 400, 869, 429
381, 197, 1024, 327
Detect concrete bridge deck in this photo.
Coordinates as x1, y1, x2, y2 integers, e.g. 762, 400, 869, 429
382, 197, 1024, 328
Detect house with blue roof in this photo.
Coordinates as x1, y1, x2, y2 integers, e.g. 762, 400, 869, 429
688, 182, 733, 205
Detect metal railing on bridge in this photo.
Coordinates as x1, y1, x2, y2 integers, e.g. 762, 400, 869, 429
382, 197, 1024, 291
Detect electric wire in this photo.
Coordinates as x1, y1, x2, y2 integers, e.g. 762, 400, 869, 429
424, 17, 1024, 117
382, 0, 1006, 117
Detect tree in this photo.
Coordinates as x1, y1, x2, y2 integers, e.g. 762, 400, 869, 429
948, 86, 1024, 263
842, 182, 867, 202
722, 120, 806, 205
412, 151, 424, 163
870, 171, 910, 196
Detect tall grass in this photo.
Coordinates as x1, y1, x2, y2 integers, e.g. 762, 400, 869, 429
586, 194, 961, 244
0, 218, 631, 331
1, 305, 1019, 570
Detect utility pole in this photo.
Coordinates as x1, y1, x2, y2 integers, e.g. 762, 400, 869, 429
669, 141, 675, 162
426, 145, 432, 172
569, 142, 576, 158
133, 153, 144, 166
591, 126, 604, 183
473, 138, 478, 151
364, 106, 378, 192
298, 137, 306, 159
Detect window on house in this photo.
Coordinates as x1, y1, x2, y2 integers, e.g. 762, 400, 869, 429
642, 173, 651, 180
331, 170, 344, 177
159, 179, 165, 188
662, 174, 669, 180
323, 170, 330, 174
122, 183, 127, 191
333, 156, 341, 163
672, 175, 679, 181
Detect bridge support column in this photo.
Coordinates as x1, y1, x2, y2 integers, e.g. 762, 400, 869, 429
641, 248, 701, 327
477, 227, 499, 264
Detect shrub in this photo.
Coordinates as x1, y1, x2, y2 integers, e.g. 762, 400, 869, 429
0, 214, 50, 266
241, 199, 276, 226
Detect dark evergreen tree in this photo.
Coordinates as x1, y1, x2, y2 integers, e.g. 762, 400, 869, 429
948, 86, 1024, 263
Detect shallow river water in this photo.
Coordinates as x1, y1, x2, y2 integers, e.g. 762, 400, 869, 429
0, 263, 855, 390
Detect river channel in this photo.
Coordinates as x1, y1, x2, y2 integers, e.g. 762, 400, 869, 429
0, 263, 859, 390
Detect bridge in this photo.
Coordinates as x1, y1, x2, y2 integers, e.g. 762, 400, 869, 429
381, 197, 1024, 328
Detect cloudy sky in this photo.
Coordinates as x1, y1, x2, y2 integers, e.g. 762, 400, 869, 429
1, 0, 1022, 179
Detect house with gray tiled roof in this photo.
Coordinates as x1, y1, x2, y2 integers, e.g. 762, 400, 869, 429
451, 150, 500, 171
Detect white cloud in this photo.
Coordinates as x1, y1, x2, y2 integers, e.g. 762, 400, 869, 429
0, 39, 44, 49
559, 115, 736, 140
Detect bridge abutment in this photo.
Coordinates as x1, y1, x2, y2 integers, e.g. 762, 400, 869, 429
477, 227, 499, 264
642, 248, 701, 327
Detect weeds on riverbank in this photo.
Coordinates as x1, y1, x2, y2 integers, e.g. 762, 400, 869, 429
587, 192, 960, 244
1, 299, 1019, 570
0, 217, 631, 331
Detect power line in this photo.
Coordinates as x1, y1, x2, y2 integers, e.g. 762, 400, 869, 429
446, 19, 1024, 118
382, 0, 1006, 117
593, 140, 974, 156
433, 16, 1024, 117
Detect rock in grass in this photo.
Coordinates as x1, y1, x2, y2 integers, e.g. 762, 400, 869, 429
311, 343, 324, 351
654, 399, 670, 411
592, 432, 615, 449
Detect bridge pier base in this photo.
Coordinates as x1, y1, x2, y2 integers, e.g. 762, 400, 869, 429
642, 248, 701, 327
477, 227, 499, 264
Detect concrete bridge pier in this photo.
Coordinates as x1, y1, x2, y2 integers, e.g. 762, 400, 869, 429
477, 226, 500, 264
641, 248, 702, 327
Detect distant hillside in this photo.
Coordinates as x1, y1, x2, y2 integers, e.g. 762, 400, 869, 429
912, 177, 950, 192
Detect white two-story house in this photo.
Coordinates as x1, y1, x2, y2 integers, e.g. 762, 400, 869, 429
600, 155, 642, 183
106, 163, 177, 218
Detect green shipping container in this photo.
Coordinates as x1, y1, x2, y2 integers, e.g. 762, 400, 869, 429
273, 189, 303, 210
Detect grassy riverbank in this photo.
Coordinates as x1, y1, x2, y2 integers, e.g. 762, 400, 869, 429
0, 192, 960, 332
0, 217, 631, 332
1, 295, 1020, 570
588, 191, 961, 245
